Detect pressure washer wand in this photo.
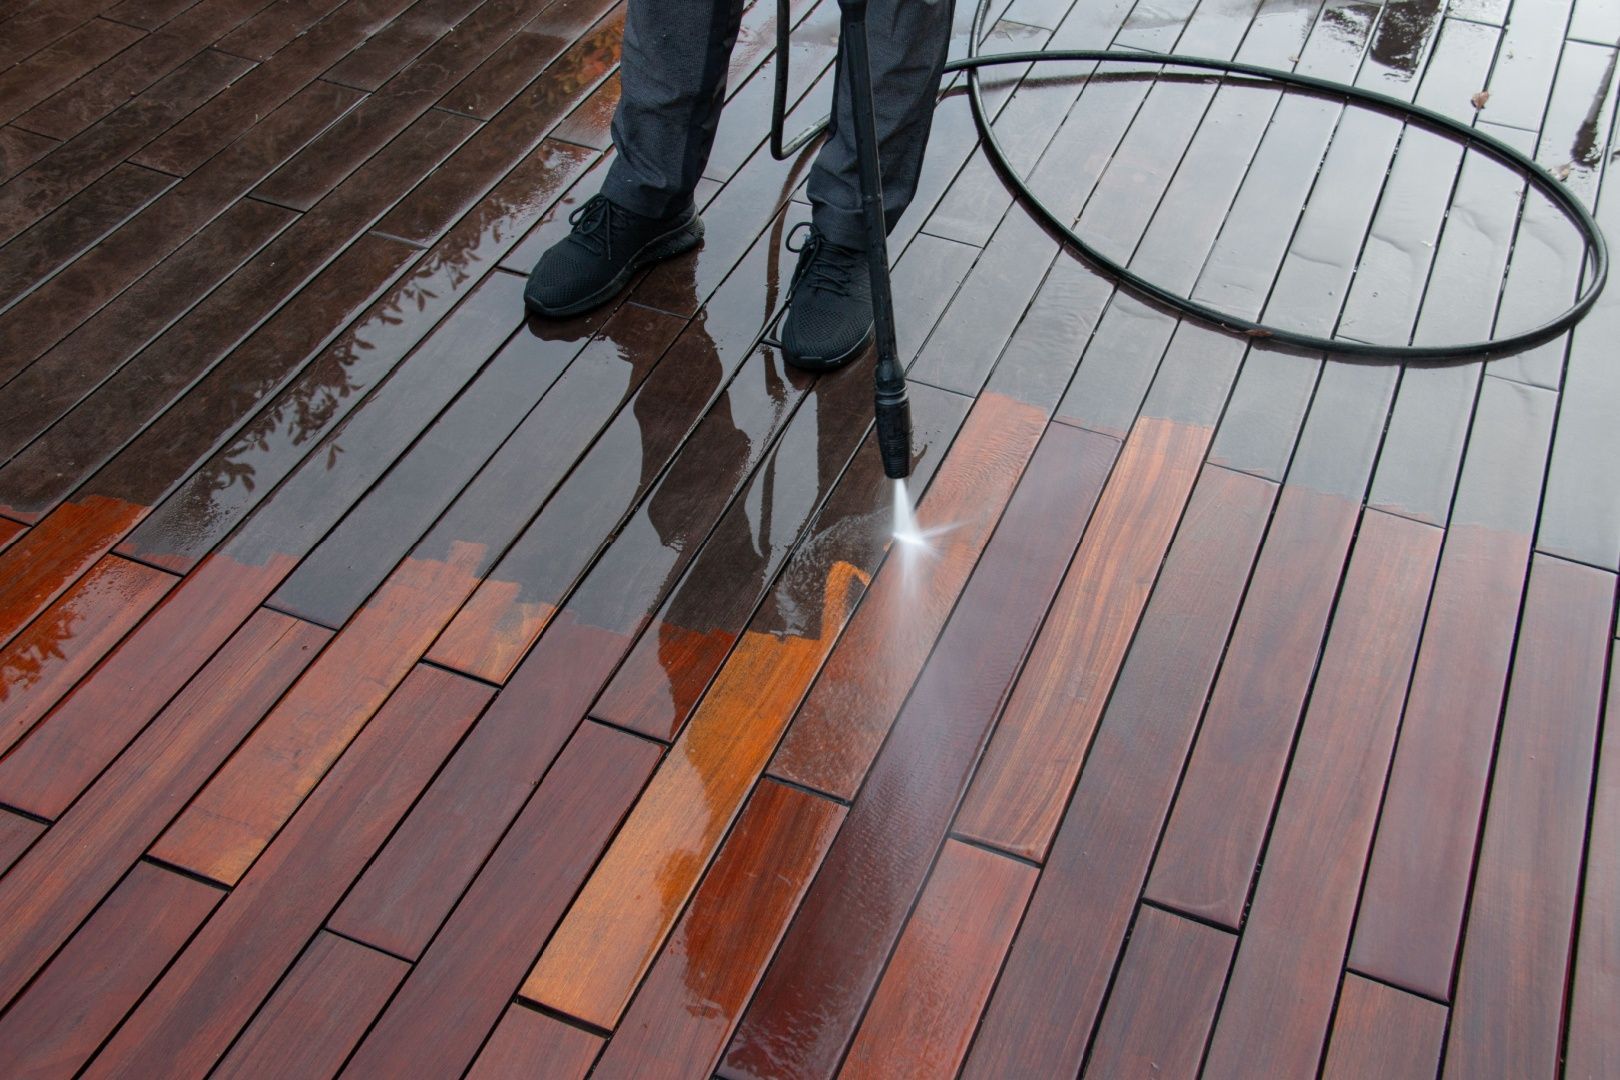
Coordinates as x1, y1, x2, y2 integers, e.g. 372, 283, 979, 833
838, 0, 912, 480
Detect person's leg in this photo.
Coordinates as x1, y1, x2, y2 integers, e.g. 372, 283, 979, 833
526, 0, 743, 317
600, 0, 749, 218
806, 0, 953, 249
779, 0, 952, 368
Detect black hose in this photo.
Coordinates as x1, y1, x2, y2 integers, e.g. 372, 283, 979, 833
771, 0, 1610, 360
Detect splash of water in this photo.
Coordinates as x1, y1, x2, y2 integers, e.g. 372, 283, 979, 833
891, 479, 927, 549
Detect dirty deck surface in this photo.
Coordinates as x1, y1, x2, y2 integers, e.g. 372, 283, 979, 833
0, 0, 1617, 1073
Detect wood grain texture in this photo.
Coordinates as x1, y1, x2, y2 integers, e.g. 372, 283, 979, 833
1200, 511, 1442, 1080
341, 723, 659, 1079
211, 932, 407, 1080
522, 389, 971, 1030
1443, 556, 1613, 1079
1321, 975, 1447, 1080
0, 554, 173, 757
0, 809, 43, 878
1567, 653, 1620, 1080
720, 424, 1117, 1080
955, 415, 1212, 859
466, 1006, 602, 1080
88, 667, 489, 1077
1351, 378, 1557, 998
958, 466, 1274, 1079
0, 611, 325, 1008
1146, 484, 1362, 925
840, 841, 1035, 1080
594, 780, 844, 1079
0, 862, 222, 1079
769, 394, 1086, 798
1083, 907, 1234, 1080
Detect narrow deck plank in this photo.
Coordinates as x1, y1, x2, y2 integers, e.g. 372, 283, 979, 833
0, 18, 144, 128
1198, 511, 1442, 1080
1351, 377, 1557, 999
519, 388, 971, 1031
956, 465, 1274, 1078
720, 421, 1116, 1080
953, 414, 1211, 859
0, 611, 325, 1004
339, 722, 659, 1079
1443, 556, 1613, 1079
0, 862, 222, 1078
0, 810, 43, 878
1567, 654, 1620, 1080
467, 1006, 603, 1080
211, 932, 407, 1080
90, 666, 489, 1076
839, 841, 1035, 1080
322, 0, 489, 92
0, 126, 59, 182
215, 0, 348, 60
1322, 976, 1448, 1080
1083, 907, 1234, 1080
0, 554, 174, 757
593, 780, 844, 1079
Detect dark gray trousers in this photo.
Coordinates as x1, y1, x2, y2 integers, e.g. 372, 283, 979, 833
600, 0, 953, 250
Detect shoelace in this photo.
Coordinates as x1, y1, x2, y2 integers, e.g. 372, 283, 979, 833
786, 222, 863, 298
568, 195, 619, 259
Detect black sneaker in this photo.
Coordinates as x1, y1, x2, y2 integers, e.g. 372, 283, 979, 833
780, 223, 874, 371
525, 194, 705, 317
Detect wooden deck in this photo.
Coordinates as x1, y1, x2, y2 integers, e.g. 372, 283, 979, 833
0, 0, 1616, 1073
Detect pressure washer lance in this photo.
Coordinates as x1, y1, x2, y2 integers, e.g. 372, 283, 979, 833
838, 0, 912, 481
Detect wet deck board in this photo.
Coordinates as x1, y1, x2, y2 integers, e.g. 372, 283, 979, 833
1, 0, 1616, 1072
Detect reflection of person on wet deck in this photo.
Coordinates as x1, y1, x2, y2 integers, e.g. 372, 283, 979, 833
524, 0, 952, 372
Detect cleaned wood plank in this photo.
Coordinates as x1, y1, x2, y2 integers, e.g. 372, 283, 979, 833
0, 612, 325, 1005
0, 862, 222, 1078
1443, 556, 1613, 1079
467, 1006, 602, 1080
956, 465, 1274, 1078
1350, 377, 1557, 999
1198, 511, 1442, 1080
0, 555, 174, 758
953, 415, 1211, 860
1567, 653, 1620, 1080
594, 780, 844, 1079
519, 388, 971, 1031
1322, 975, 1448, 1080
724, 423, 1118, 1080
211, 932, 407, 1080
1083, 907, 1234, 1080
339, 722, 659, 1079
0, 809, 43, 878
89, 666, 489, 1076
839, 841, 1035, 1080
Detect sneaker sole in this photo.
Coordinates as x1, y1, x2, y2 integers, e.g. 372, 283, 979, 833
524, 214, 705, 318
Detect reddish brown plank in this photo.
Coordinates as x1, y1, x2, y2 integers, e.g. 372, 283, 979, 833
0, 495, 146, 647
339, 722, 659, 1079
594, 780, 844, 1079
954, 415, 1213, 860
211, 932, 407, 1080
0, 555, 174, 757
0, 611, 325, 1006
467, 1006, 602, 1080
1567, 654, 1620, 1080
519, 390, 971, 1032
951, 465, 1275, 1079
0, 862, 222, 1078
1083, 907, 1234, 1080
1196, 511, 1442, 1080
717, 424, 1117, 1080
0, 809, 43, 877
840, 841, 1035, 1080
86, 666, 489, 1077
1351, 377, 1557, 999
1443, 556, 1613, 1079
1322, 975, 1448, 1080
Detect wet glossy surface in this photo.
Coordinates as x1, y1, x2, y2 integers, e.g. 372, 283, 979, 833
1, 0, 1616, 1073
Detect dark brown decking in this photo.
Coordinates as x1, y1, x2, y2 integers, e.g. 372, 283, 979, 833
0, 0, 1616, 1074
